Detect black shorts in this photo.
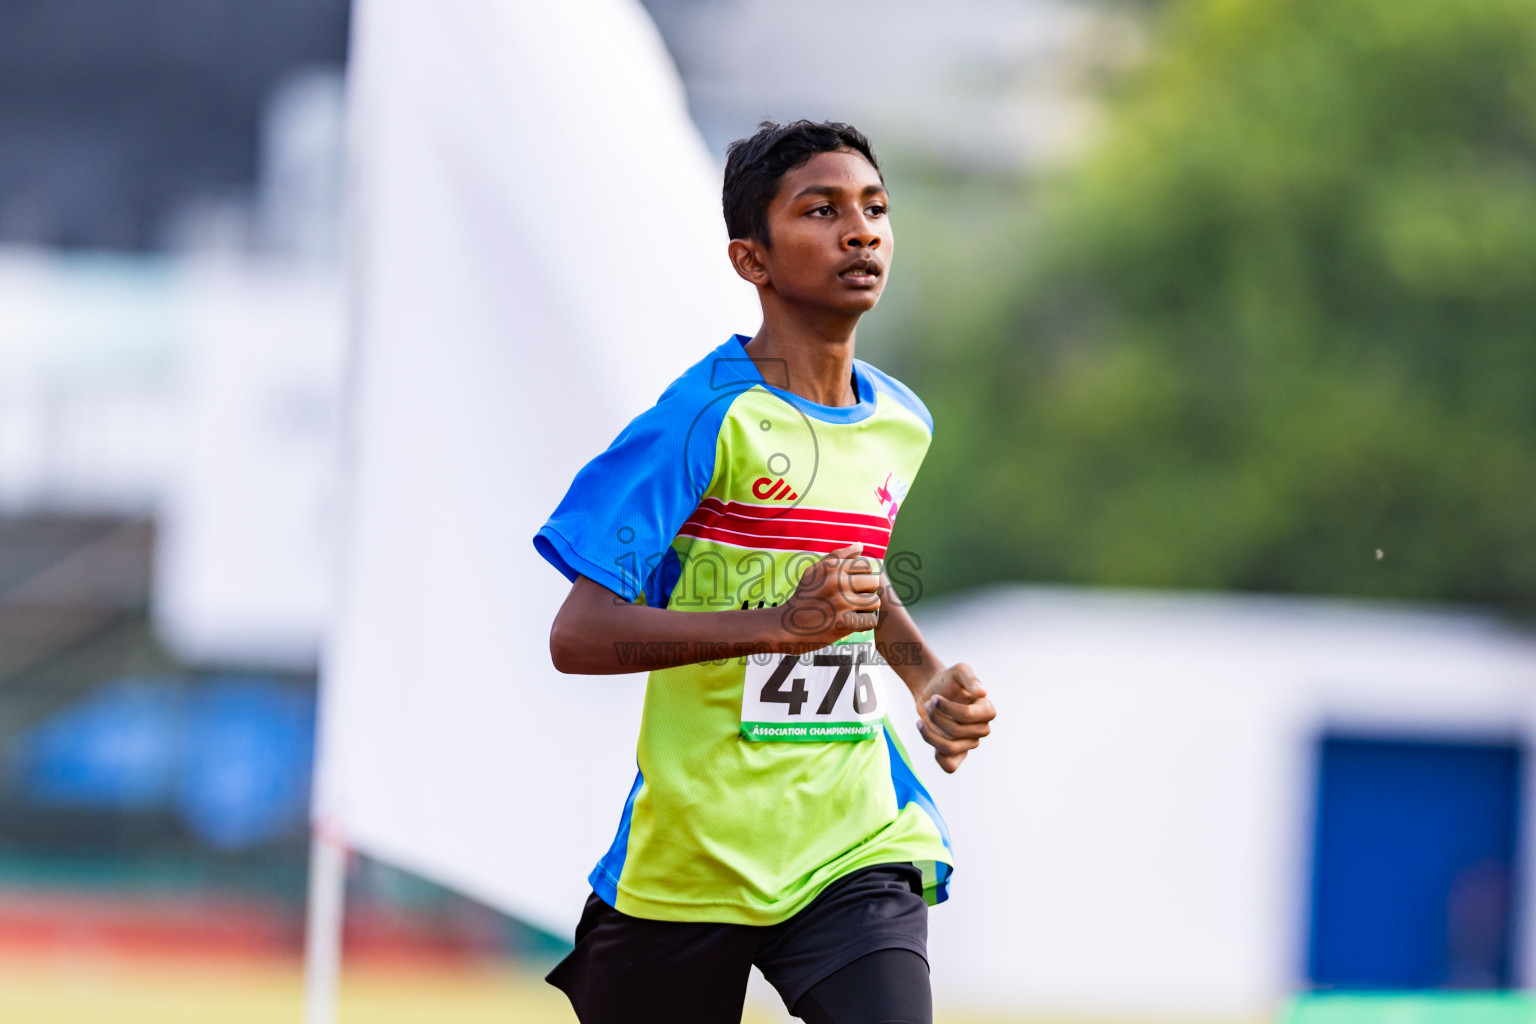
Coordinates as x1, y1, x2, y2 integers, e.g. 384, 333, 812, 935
546, 863, 930, 1024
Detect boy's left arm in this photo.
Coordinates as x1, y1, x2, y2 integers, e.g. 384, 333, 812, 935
874, 581, 996, 773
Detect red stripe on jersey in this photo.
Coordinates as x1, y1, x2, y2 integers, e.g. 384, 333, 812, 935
690, 497, 890, 530
678, 499, 893, 557
684, 501, 891, 544
682, 516, 892, 549
676, 522, 890, 559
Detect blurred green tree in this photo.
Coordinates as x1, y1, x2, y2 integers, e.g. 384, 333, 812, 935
896, 0, 1536, 611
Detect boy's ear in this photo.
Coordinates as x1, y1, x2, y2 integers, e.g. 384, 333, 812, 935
728, 237, 771, 288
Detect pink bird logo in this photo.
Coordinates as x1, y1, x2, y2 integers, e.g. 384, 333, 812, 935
874, 472, 907, 523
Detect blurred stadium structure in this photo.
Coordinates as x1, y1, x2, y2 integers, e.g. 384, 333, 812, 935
0, 1, 1534, 1023
641, 0, 1135, 168
0, 0, 342, 954
912, 589, 1536, 1016
0, 2, 567, 1016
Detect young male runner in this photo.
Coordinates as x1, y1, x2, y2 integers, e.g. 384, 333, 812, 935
534, 120, 996, 1024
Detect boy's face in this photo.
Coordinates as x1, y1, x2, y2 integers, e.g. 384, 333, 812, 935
733, 148, 892, 315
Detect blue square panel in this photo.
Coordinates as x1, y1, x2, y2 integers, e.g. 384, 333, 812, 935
1308, 737, 1521, 990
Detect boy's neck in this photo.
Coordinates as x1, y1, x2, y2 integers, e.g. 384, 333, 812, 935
742, 309, 860, 408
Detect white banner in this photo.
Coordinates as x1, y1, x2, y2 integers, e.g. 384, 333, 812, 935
319, 0, 756, 933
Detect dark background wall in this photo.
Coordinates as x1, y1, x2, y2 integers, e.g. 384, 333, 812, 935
0, 0, 349, 251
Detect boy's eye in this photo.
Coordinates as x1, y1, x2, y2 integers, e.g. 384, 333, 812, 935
867, 204, 888, 217
811, 204, 835, 217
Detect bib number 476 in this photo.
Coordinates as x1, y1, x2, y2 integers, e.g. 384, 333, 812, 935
760, 651, 878, 716
742, 644, 887, 742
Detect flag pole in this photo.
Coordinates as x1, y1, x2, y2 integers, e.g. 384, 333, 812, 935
302, 825, 347, 1024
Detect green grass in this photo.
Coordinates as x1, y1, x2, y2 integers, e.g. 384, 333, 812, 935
13, 953, 1517, 1024
1283, 994, 1536, 1024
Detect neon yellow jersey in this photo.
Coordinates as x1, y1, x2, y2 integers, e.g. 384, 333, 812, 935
535, 335, 952, 925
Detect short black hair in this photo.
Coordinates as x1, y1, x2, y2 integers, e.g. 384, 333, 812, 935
722, 120, 882, 245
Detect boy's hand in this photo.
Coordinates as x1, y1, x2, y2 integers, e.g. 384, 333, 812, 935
778, 543, 881, 649
915, 663, 994, 773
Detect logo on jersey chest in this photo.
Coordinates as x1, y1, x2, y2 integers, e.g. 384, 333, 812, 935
751, 476, 799, 502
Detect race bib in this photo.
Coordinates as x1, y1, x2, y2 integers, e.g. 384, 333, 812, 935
740, 640, 889, 742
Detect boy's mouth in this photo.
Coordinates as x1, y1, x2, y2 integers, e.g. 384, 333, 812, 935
838, 258, 883, 285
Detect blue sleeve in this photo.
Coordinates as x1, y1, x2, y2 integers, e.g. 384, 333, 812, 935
534, 370, 734, 604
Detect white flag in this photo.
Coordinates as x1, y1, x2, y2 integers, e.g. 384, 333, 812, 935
319, 0, 757, 933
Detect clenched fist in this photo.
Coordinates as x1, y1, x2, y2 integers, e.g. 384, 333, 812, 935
778, 543, 882, 649
915, 662, 995, 773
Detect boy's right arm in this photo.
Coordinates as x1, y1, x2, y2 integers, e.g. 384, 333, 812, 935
549, 544, 880, 675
